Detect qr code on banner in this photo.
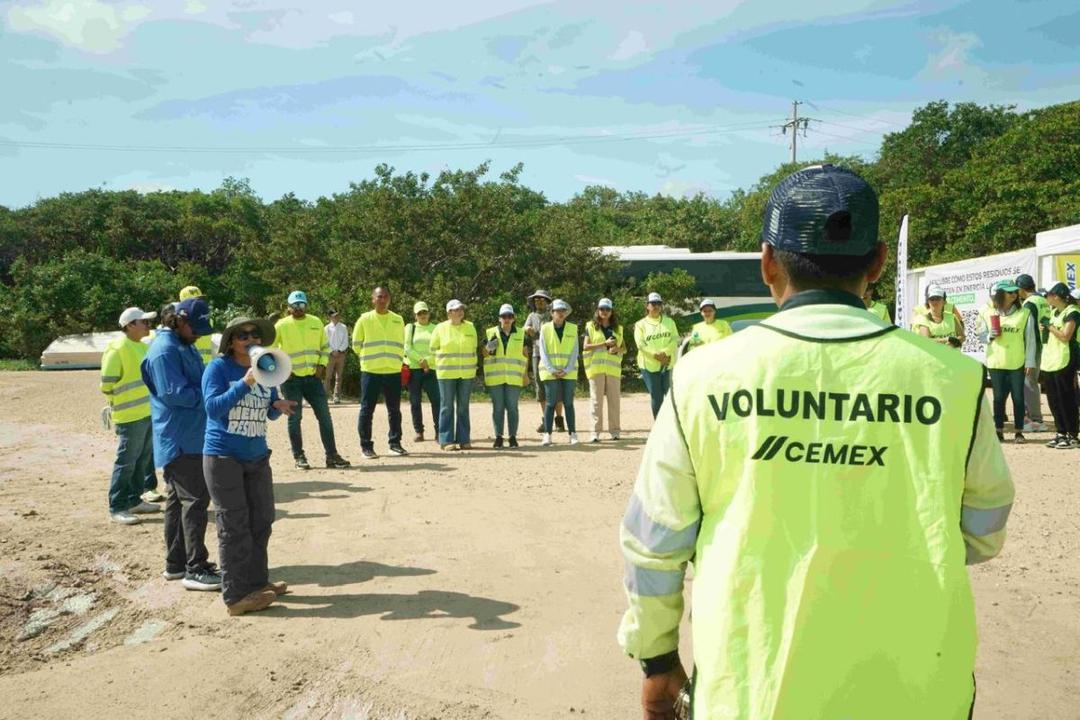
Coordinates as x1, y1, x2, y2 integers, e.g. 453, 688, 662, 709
960, 309, 984, 355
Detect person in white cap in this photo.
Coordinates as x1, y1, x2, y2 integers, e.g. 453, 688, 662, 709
582, 297, 625, 442
483, 303, 529, 448
634, 292, 679, 418
100, 307, 160, 525
404, 301, 440, 442
912, 284, 965, 348
538, 299, 580, 445
525, 289, 565, 433
688, 299, 732, 350
428, 299, 479, 450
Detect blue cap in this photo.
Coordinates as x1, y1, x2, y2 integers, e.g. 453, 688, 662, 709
176, 298, 213, 336
287, 290, 308, 306
762, 164, 879, 256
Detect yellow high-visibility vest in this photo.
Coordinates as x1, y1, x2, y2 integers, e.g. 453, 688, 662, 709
985, 306, 1030, 370
1041, 307, 1079, 372
352, 310, 405, 374
404, 322, 437, 370
273, 314, 327, 378
634, 316, 678, 373
690, 320, 732, 347
583, 321, 624, 379
539, 321, 578, 382
483, 326, 527, 387
194, 335, 214, 365
913, 309, 959, 343
100, 336, 151, 424
429, 321, 478, 380
867, 301, 891, 322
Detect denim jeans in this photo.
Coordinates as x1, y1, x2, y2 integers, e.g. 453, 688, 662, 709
641, 368, 671, 419
109, 416, 154, 513
281, 374, 338, 459
489, 384, 521, 438
437, 378, 472, 446
357, 371, 403, 450
408, 368, 440, 435
989, 368, 1025, 431
543, 379, 576, 433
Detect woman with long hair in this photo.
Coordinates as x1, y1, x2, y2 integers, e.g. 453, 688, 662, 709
978, 280, 1037, 443
582, 298, 625, 442
1041, 283, 1080, 449
913, 284, 965, 348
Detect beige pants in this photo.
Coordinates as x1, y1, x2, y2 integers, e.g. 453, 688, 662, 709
588, 374, 621, 434
324, 351, 346, 397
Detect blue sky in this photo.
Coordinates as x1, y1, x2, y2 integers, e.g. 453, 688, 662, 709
1, 0, 1078, 207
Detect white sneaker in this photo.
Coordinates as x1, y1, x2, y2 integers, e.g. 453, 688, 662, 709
610, 432, 620, 440
569, 432, 579, 445
142, 489, 167, 503
162, 569, 185, 581
541, 433, 553, 447
1030, 421, 1048, 432
590, 433, 600, 443
110, 510, 141, 525
130, 501, 161, 514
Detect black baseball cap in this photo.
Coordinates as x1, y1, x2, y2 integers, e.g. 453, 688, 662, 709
1016, 274, 1036, 291
762, 164, 879, 256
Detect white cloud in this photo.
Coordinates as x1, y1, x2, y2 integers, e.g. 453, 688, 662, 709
6, 1, 153, 53
610, 29, 647, 61
920, 28, 989, 86
574, 173, 617, 187
184, 0, 207, 15
328, 10, 354, 25
659, 178, 710, 198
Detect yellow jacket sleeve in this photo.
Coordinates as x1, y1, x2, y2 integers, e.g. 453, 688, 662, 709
961, 396, 1015, 564
351, 317, 364, 353
99, 344, 122, 399
618, 390, 701, 660
318, 319, 329, 366
634, 321, 657, 362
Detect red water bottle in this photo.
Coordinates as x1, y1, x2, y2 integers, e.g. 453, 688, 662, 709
989, 314, 1001, 337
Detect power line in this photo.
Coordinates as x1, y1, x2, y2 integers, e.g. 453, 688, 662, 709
804, 101, 906, 130
772, 100, 817, 163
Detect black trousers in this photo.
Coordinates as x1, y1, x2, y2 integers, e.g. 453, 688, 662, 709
204, 453, 274, 606
163, 454, 211, 575
989, 368, 1025, 431
407, 368, 440, 435
358, 371, 403, 449
1045, 353, 1079, 437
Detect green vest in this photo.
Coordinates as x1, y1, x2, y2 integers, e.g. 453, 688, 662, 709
195, 335, 214, 365
915, 309, 959, 342
867, 301, 890, 322
352, 310, 405, 374
985, 306, 1030, 370
671, 322, 984, 718
635, 316, 679, 373
1041, 307, 1079, 372
429, 321, 477, 380
405, 322, 436, 370
483, 326, 527, 387
273, 314, 327, 377
583, 321, 624, 379
539, 321, 579, 382
690, 319, 732, 347
915, 301, 955, 319
100, 336, 151, 424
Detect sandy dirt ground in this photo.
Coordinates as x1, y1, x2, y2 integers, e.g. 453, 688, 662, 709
0, 370, 1076, 720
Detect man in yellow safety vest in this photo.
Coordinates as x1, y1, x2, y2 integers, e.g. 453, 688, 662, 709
1016, 274, 1050, 432
101, 306, 163, 525
618, 164, 1014, 720
352, 286, 408, 459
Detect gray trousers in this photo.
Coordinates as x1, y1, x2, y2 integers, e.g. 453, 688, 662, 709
1024, 366, 1043, 422
163, 454, 211, 575
204, 453, 275, 605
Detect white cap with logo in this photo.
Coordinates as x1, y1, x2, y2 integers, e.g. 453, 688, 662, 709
498, 303, 515, 316
551, 299, 571, 313
597, 297, 613, 309
647, 292, 663, 304
118, 307, 157, 328
926, 284, 946, 299
446, 299, 465, 312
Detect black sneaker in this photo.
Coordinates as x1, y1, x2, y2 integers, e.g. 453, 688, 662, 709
508, 437, 518, 448
996, 430, 1004, 442
536, 422, 545, 433
1047, 434, 1065, 447
1052, 437, 1072, 449
1014, 432, 1026, 444
554, 416, 566, 433
361, 448, 378, 460
326, 454, 351, 469
493, 437, 504, 449
182, 566, 222, 592
388, 444, 408, 456
295, 454, 311, 470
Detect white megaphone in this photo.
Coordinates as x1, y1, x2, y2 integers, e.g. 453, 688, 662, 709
248, 345, 292, 387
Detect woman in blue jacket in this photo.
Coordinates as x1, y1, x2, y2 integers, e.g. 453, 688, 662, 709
202, 316, 296, 616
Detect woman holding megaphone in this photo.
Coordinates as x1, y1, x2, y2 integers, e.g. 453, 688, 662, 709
202, 317, 297, 617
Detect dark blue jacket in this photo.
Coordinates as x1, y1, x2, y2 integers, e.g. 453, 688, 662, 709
141, 329, 206, 468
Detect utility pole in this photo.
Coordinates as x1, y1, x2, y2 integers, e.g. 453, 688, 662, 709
776, 100, 814, 164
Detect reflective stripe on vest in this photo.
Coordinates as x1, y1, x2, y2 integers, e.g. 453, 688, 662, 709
352, 311, 405, 374
669, 322, 985, 717
539, 321, 578, 382
483, 327, 527, 387
985, 306, 1029, 370
100, 336, 150, 424
1041, 308, 1078, 372
583, 322, 623, 379
274, 315, 327, 378
431, 321, 478, 380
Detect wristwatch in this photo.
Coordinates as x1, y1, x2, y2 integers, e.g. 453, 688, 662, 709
640, 650, 680, 677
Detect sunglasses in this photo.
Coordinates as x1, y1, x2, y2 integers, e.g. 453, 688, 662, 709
234, 330, 261, 341
290, 302, 307, 309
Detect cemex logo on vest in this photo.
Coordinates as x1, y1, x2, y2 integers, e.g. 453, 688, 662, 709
751, 435, 887, 466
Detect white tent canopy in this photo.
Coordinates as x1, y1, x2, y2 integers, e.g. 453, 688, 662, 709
1035, 223, 1080, 287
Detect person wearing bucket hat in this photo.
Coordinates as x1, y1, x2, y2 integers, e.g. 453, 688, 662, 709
272, 291, 351, 470
583, 297, 626, 442
429, 299, 478, 450
100, 306, 160, 526
977, 279, 1038, 443
141, 297, 222, 591
202, 316, 297, 616
178, 285, 217, 365
619, 165, 1013, 719
634, 292, 679, 418
538, 299, 579, 445
1016, 273, 1050, 432
404, 301, 440, 442
912, 284, 965, 348
525, 288, 565, 432
483, 303, 529, 448
1040, 283, 1080, 449
688, 298, 732, 350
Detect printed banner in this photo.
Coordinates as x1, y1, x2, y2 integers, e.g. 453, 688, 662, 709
895, 215, 909, 329
1054, 254, 1080, 289
915, 248, 1037, 362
